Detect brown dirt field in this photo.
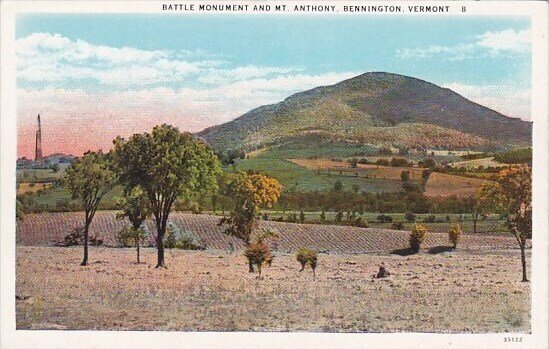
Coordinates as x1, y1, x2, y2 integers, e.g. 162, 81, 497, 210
424, 172, 490, 198
17, 212, 526, 253
16, 246, 531, 332
289, 158, 492, 195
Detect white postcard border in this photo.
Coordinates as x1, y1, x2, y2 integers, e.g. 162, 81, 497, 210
1, 1, 547, 349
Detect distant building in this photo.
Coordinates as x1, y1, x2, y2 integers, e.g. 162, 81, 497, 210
17, 115, 76, 169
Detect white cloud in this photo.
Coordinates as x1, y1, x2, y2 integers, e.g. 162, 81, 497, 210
443, 83, 530, 121
17, 71, 359, 132
16, 33, 202, 86
477, 28, 531, 53
397, 27, 531, 60
197, 65, 302, 84
15, 32, 359, 140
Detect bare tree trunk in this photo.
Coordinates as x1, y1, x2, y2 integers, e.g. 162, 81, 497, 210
155, 214, 168, 269
472, 209, 478, 234
136, 238, 140, 264
248, 259, 254, 273
520, 242, 528, 282
156, 240, 165, 268
80, 220, 90, 266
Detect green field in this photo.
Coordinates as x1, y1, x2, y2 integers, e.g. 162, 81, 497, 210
16, 167, 67, 183
262, 211, 509, 234
233, 157, 402, 193
18, 185, 124, 212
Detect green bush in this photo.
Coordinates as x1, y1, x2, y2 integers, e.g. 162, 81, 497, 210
354, 217, 368, 228
296, 248, 318, 278
164, 222, 204, 250
116, 225, 149, 248
423, 214, 436, 223
405, 211, 416, 223
448, 224, 463, 249
409, 224, 427, 252
391, 222, 404, 230
377, 214, 393, 223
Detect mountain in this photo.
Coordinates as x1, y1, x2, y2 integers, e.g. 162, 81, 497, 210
197, 72, 532, 152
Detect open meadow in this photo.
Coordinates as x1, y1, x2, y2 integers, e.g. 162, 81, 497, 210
16, 246, 531, 332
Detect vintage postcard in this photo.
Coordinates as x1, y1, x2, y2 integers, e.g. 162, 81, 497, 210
0, 1, 547, 348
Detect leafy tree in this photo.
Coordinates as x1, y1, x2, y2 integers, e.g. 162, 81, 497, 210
405, 211, 416, 223
420, 158, 437, 169
16, 200, 25, 221
64, 151, 116, 266
116, 187, 151, 263
333, 180, 344, 192
219, 171, 281, 272
320, 211, 326, 221
113, 124, 221, 268
478, 165, 532, 281
349, 158, 358, 168
409, 223, 427, 253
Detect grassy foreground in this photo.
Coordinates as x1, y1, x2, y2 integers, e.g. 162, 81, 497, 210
16, 246, 530, 332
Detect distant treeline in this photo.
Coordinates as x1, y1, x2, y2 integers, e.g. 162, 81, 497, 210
460, 147, 532, 164
19, 184, 478, 216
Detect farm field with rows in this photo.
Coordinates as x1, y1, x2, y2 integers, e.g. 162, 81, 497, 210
17, 211, 524, 253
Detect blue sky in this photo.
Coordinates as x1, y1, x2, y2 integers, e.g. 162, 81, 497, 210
16, 14, 532, 156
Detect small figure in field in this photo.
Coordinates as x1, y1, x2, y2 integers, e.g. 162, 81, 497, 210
374, 263, 391, 278
296, 248, 318, 279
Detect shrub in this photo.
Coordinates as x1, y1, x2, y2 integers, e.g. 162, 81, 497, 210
354, 217, 368, 228
320, 211, 326, 221
377, 214, 393, 223
448, 224, 463, 249
296, 248, 318, 279
164, 222, 204, 250
405, 211, 416, 223
56, 227, 103, 247
244, 242, 272, 278
423, 214, 436, 223
299, 210, 306, 223
409, 224, 427, 252
286, 213, 298, 223
391, 222, 404, 230
335, 210, 343, 222
116, 225, 149, 248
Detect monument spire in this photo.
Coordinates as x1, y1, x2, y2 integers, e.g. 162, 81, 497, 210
35, 114, 43, 161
